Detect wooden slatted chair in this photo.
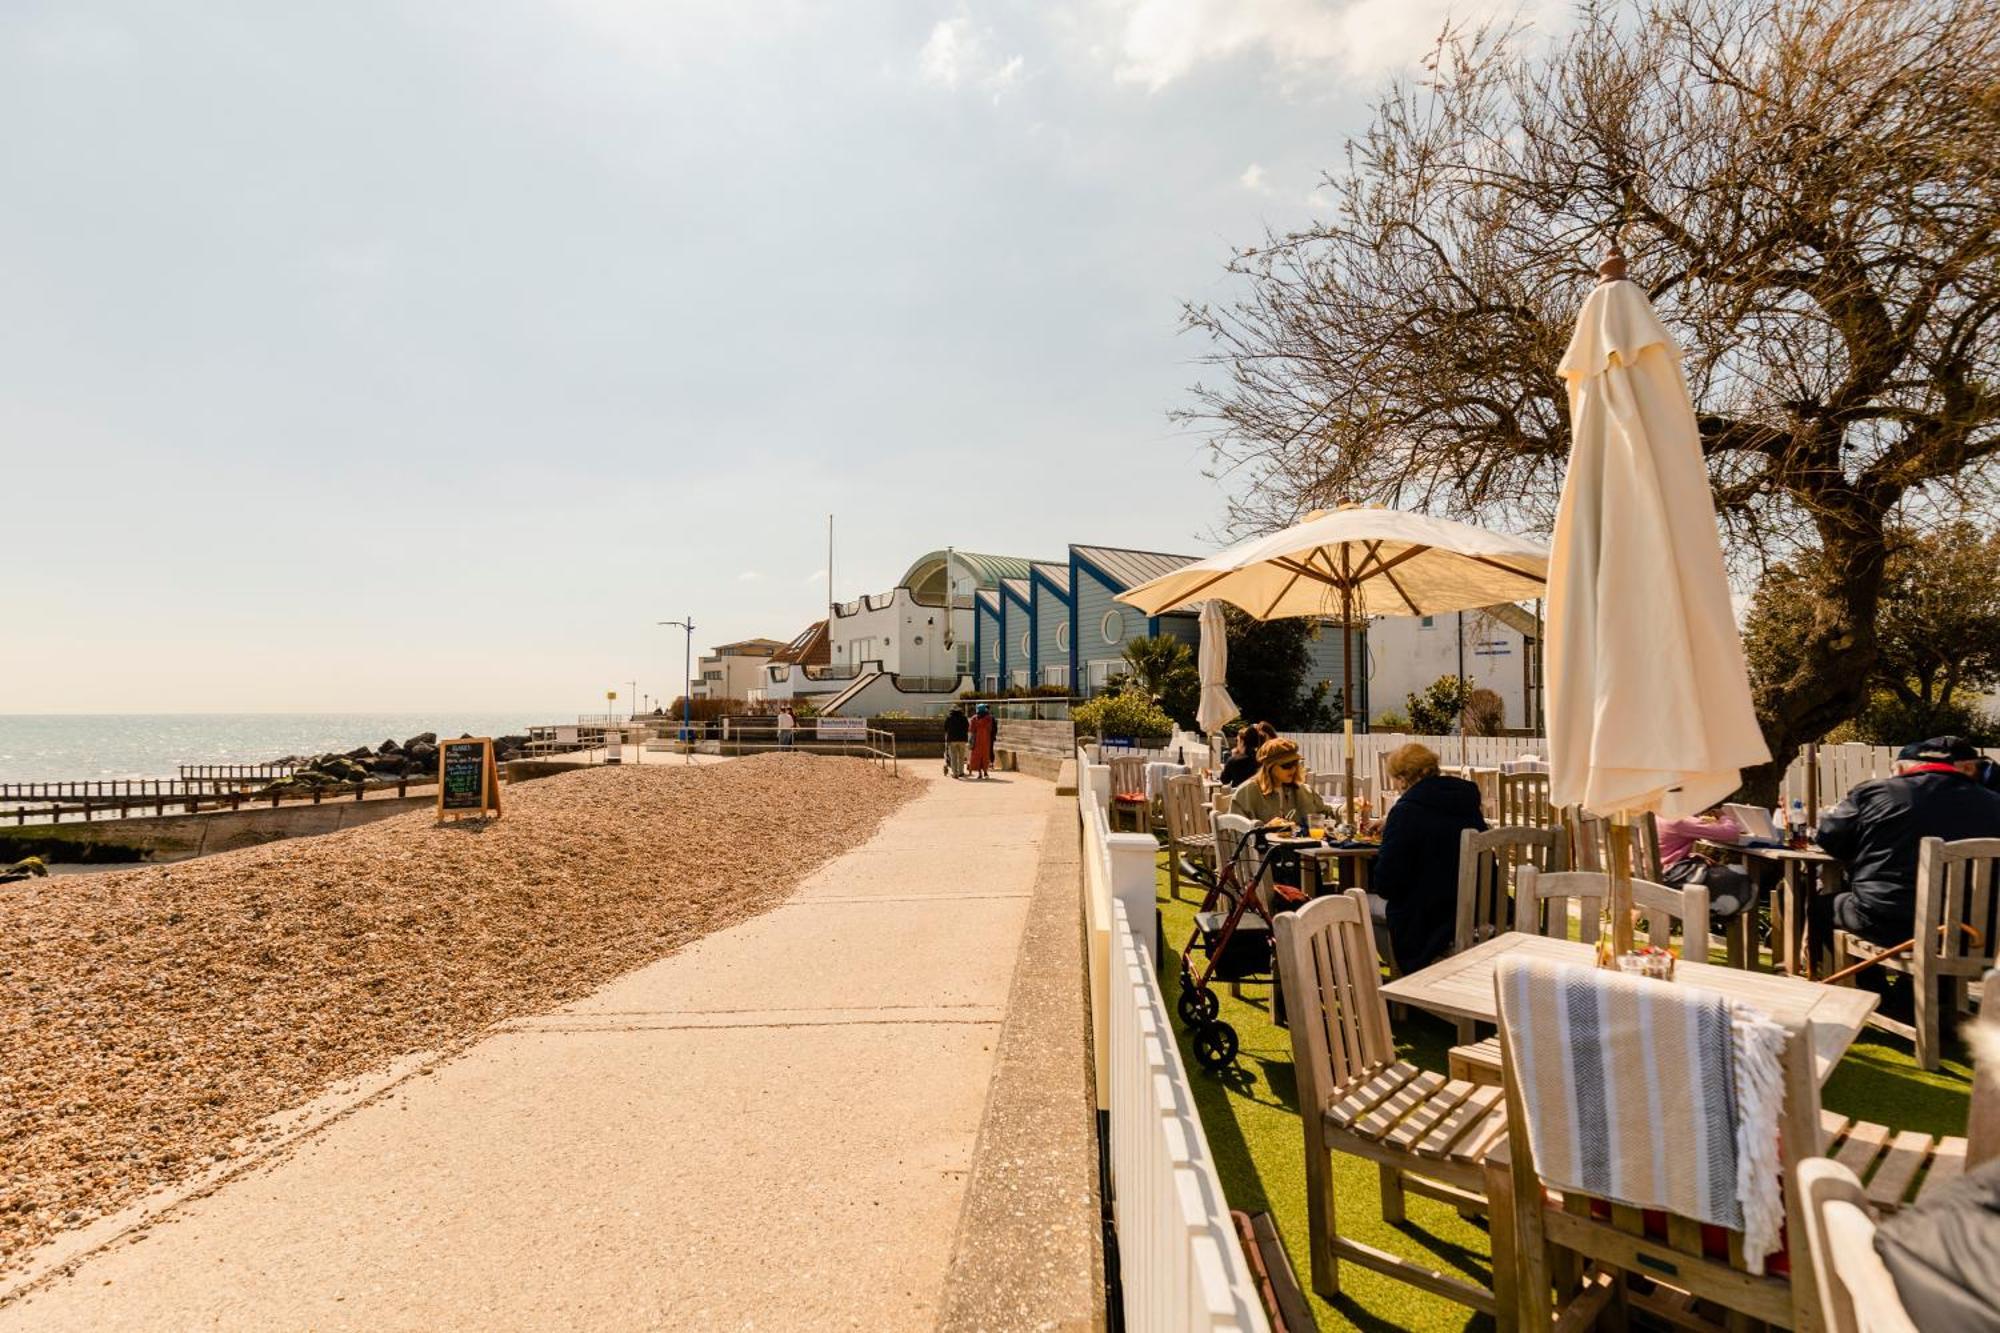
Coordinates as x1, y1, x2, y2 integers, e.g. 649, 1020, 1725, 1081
1449, 867, 1709, 1088
1797, 1159, 1919, 1333
1812, 965, 1998, 1214
1162, 774, 1216, 901
1495, 772, 1553, 828
1106, 755, 1149, 833
1515, 866, 1709, 953
1447, 826, 1566, 1049
1272, 890, 1513, 1321
1833, 835, 2000, 1071
1496, 976, 1825, 1332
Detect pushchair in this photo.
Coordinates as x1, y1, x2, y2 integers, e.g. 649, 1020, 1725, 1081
1175, 814, 1313, 1072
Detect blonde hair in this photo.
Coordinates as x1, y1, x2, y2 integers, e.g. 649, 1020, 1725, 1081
1386, 742, 1440, 789
1255, 738, 1303, 795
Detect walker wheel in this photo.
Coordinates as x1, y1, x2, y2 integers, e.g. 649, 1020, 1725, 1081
1192, 1022, 1238, 1072
1177, 987, 1219, 1026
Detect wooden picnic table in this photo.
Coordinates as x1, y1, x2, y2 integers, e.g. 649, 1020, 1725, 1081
1380, 932, 1878, 1087
1696, 839, 1846, 977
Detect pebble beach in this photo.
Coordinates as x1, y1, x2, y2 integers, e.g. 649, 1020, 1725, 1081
0, 755, 915, 1269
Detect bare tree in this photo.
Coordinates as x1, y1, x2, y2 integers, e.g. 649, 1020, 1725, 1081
1183, 0, 2000, 798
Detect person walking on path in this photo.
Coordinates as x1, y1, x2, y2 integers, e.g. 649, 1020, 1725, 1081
777, 705, 797, 751
943, 704, 970, 778
967, 704, 996, 780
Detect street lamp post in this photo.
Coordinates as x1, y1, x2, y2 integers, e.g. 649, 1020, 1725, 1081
659, 617, 696, 764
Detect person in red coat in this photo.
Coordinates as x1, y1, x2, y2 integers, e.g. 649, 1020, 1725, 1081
967, 703, 997, 780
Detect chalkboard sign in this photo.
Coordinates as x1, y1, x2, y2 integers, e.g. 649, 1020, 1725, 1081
437, 737, 502, 822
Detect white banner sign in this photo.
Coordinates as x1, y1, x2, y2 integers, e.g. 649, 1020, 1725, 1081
815, 717, 867, 740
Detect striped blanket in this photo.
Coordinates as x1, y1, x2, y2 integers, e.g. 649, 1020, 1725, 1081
1495, 958, 1790, 1273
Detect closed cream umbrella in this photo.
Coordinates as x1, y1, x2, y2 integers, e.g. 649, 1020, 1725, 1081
1196, 600, 1238, 736
1546, 245, 1770, 951
1118, 505, 1549, 799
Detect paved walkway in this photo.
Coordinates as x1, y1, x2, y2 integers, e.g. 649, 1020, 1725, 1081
1, 770, 1057, 1331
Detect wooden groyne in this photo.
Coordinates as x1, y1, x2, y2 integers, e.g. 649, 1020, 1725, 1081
7, 778, 437, 826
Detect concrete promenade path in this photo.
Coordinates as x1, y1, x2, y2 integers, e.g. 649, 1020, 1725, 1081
2, 769, 1060, 1331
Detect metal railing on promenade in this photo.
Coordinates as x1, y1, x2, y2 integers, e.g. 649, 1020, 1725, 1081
1080, 750, 1268, 1332
632, 721, 898, 775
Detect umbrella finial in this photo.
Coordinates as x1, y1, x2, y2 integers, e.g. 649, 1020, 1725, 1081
1597, 236, 1628, 284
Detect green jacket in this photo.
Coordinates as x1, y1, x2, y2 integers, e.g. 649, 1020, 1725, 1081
1229, 779, 1332, 827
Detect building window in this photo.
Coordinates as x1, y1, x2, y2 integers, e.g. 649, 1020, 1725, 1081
1420, 616, 1435, 629
1055, 622, 1070, 653
1019, 629, 1031, 656
1100, 609, 1125, 644
1043, 665, 1070, 688
1087, 659, 1118, 690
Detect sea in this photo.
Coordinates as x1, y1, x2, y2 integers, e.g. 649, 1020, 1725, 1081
0, 714, 556, 784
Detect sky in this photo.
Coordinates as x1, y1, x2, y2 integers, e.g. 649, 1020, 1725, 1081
3, 0, 1566, 714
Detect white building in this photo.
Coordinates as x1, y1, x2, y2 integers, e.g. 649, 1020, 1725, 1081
822, 549, 1049, 686
691, 638, 788, 702
1365, 603, 1544, 731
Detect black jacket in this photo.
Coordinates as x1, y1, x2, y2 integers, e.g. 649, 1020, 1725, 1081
1217, 753, 1259, 787
1816, 768, 2000, 940
944, 711, 969, 742
1372, 775, 1486, 974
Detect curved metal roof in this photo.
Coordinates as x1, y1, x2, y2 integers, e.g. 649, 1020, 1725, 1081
898, 549, 1050, 592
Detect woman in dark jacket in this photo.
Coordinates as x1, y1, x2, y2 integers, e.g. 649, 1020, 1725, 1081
1216, 722, 1270, 787
1371, 743, 1485, 974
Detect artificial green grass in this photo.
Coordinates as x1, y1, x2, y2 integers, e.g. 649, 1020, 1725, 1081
1150, 850, 1977, 1333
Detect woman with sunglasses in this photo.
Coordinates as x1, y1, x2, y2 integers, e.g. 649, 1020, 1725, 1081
1227, 738, 1333, 829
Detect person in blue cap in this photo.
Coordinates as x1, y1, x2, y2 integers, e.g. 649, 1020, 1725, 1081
967, 703, 997, 780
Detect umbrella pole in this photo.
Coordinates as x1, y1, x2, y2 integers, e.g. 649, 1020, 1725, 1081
1605, 813, 1637, 963
1342, 583, 1356, 818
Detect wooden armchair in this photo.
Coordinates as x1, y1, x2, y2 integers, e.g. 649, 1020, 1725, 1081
1495, 968, 1824, 1331
1162, 774, 1215, 901
1495, 772, 1553, 828
1833, 835, 2000, 1070
1106, 755, 1149, 833
1515, 866, 1708, 953
1272, 890, 1513, 1322
1797, 1160, 1919, 1333
1450, 868, 1708, 1087
1798, 980, 2000, 1332
1449, 825, 1566, 1045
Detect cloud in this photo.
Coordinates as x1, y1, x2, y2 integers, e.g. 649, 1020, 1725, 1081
918, 13, 1025, 97
1096, 0, 1569, 90
803, 568, 829, 585
1239, 163, 1268, 192
737, 570, 763, 582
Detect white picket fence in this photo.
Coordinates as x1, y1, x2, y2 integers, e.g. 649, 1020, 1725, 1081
1080, 752, 1270, 1333
1281, 732, 2000, 811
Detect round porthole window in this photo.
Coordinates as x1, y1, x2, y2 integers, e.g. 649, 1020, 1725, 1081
1100, 609, 1125, 644
1020, 629, 1031, 656
1055, 623, 1070, 653
990, 638, 1000, 664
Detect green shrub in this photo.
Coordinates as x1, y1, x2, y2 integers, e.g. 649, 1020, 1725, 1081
1373, 709, 1411, 731
1071, 689, 1174, 740
1406, 675, 1473, 735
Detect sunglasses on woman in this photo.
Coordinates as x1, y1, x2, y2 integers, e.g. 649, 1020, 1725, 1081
1275, 759, 1301, 772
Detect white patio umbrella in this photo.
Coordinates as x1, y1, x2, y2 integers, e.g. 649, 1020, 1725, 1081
1545, 246, 1770, 951
1196, 600, 1238, 736
1117, 505, 1550, 799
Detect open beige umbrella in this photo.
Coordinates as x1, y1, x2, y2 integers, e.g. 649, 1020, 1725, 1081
1196, 600, 1238, 736
1118, 505, 1550, 799
1546, 246, 1770, 952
